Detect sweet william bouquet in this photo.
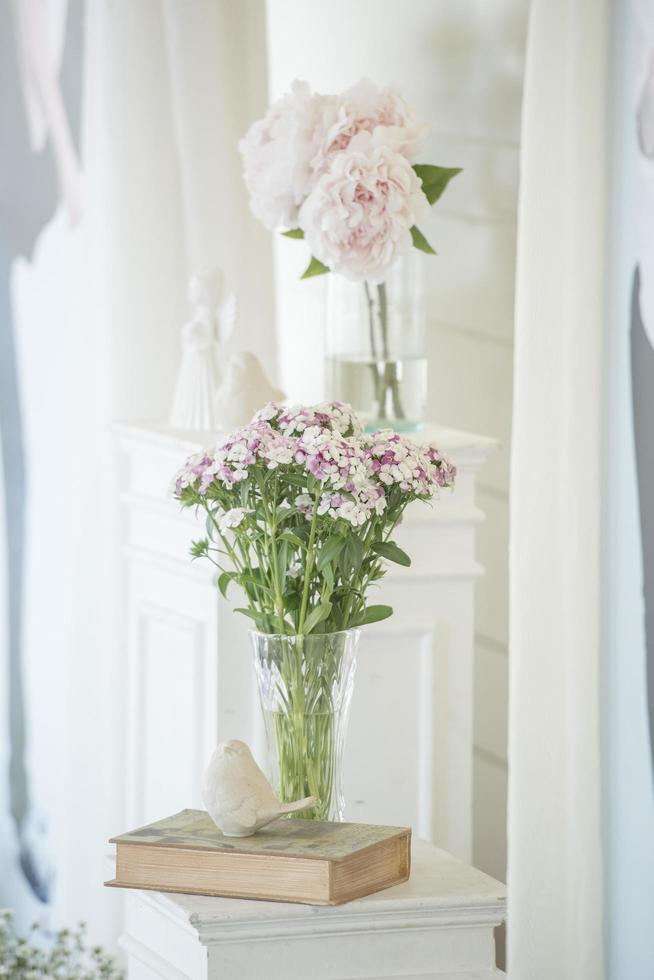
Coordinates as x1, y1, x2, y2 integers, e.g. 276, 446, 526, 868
175, 402, 455, 819
174, 402, 455, 635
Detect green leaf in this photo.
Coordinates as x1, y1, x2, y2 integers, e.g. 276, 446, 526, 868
277, 540, 289, 593
279, 530, 305, 548
303, 600, 333, 634
372, 540, 412, 567
345, 534, 364, 572
413, 164, 462, 205
281, 228, 305, 239
238, 572, 274, 596
317, 534, 346, 571
410, 225, 437, 255
321, 561, 335, 598
354, 604, 394, 627
234, 607, 267, 627
217, 570, 235, 598
301, 256, 330, 279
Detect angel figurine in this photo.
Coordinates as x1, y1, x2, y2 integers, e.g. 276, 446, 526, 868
169, 270, 235, 431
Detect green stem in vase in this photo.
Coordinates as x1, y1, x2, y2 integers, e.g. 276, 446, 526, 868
377, 282, 406, 422
364, 281, 383, 409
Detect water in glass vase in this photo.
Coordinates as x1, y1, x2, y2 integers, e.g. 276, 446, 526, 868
327, 354, 428, 432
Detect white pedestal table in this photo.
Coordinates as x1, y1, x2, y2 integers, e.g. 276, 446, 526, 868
118, 839, 506, 980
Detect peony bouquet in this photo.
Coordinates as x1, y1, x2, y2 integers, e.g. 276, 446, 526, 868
239, 78, 460, 284
239, 79, 461, 426
174, 401, 455, 636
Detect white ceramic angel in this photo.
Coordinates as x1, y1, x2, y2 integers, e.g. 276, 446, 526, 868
170, 270, 236, 431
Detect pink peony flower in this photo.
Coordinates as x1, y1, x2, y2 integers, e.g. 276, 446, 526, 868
299, 132, 429, 283
317, 78, 428, 166
238, 80, 338, 231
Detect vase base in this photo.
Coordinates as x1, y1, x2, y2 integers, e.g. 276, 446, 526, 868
365, 418, 424, 434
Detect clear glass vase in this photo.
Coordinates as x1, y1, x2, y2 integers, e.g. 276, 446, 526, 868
325, 253, 427, 432
250, 630, 359, 821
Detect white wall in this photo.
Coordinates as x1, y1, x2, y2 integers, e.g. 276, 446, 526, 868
265, 0, 528, 882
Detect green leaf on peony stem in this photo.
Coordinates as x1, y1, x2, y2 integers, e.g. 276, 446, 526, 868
372, 540, 412, 567
413, 164, 462, 205
281, 228, 305, 239
410, 226, 437, 255
303, 600, 333, 633
301, 256, 330, 279
354, 604, 394, 627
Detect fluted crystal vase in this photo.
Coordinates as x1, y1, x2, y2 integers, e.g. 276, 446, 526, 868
251, 630, 359, 821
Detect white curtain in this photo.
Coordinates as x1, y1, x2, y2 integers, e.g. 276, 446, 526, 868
82, 0, 273, 942
508, 0, 609, 977
85, 0, 275, 421
2, 0, 273, 945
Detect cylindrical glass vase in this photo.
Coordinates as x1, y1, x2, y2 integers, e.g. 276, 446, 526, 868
251, 630, 359, 821
325, 252, 427, 432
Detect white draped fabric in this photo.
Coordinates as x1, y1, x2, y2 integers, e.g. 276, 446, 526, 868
2, 0, 273, 944
507, 0, 609, 976
85, 0, 275, 421
82, 0, 274, 940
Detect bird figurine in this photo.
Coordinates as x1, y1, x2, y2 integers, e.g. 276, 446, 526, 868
203, 740, 317, 837
213, 352, 284, 430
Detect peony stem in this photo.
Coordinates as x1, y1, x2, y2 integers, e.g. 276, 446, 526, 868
375, 282, 406, 422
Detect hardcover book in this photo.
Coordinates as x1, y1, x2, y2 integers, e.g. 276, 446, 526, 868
106, 808, 411, 906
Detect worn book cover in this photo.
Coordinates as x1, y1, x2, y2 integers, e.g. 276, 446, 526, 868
106, 808, 411, 905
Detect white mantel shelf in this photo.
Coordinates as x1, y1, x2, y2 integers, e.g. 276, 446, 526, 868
112, 420, 498, 463
118, 839, 506, 980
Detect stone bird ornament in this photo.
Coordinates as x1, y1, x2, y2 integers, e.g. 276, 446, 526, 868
203, 740, 317, 837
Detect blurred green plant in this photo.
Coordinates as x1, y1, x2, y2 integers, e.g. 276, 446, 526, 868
0, 910, 123, 979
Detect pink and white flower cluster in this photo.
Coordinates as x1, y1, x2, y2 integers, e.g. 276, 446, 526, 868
174, 402, 455, 529
239, 79, 430, 283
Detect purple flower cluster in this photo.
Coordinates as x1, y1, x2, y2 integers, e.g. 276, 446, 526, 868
174, 402, 455, 528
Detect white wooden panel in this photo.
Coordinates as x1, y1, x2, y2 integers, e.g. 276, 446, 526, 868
125, 561, 221, 828
423, 217, 516, 344
124, 891, 209, 979
424, 136, 520, 226
356, 579, 476, 859
426, 329, 512, 494
126, 499, 204, 565
139, 605, 205, 820
475, 488, 509, 648
266, 0, 527, 143
474, 639, 508, 763
345, 629, 433, 830
472, 753, 508, 884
